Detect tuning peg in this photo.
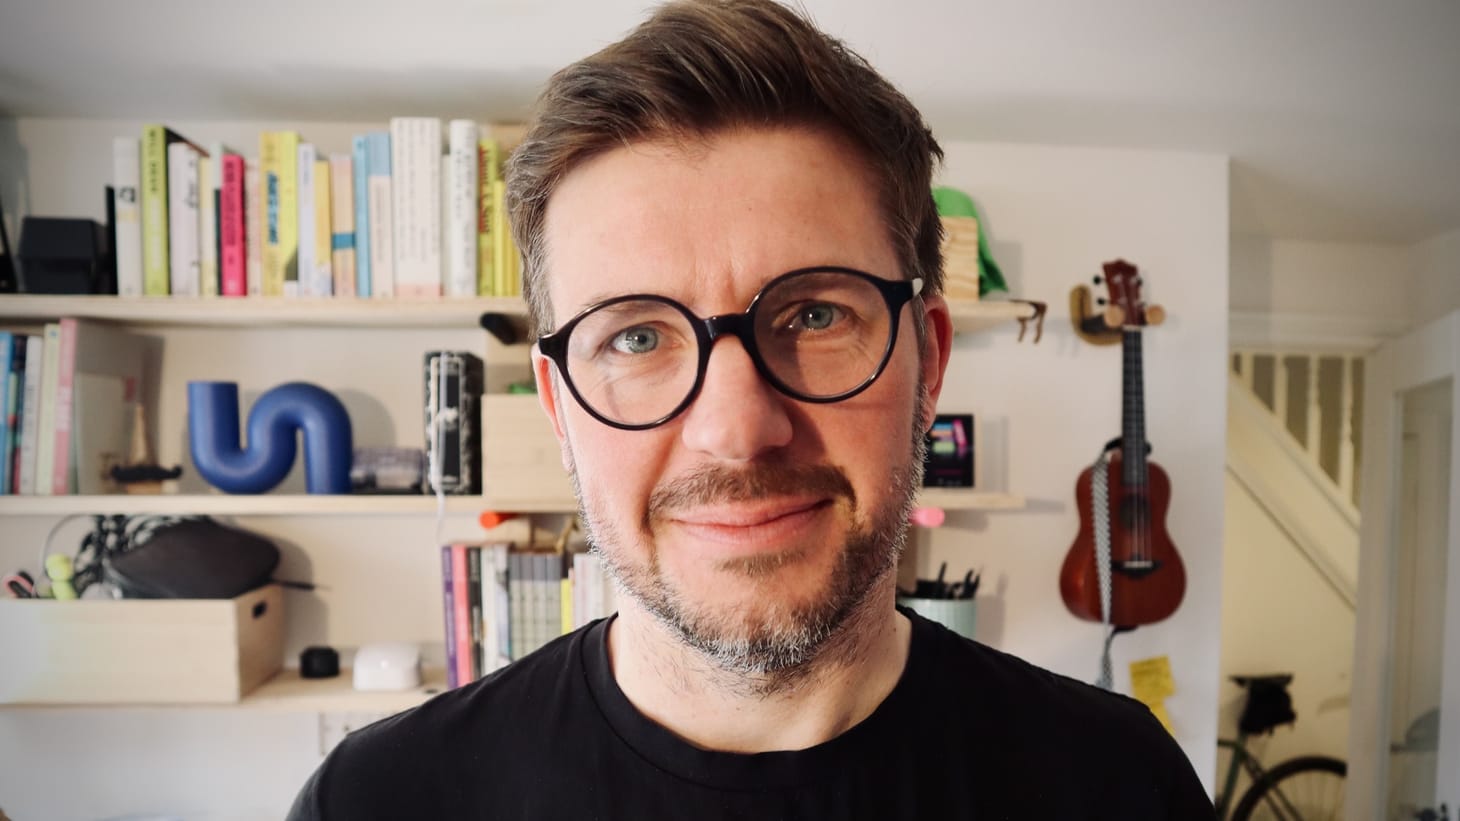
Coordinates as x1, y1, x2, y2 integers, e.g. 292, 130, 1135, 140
1093, 275, 1103, 285
1104, 306, 1126, 328
1096, 297, 1107, 306
1145, 305, 1166, 326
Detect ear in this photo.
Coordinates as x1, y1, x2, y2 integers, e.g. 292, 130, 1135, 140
531, 347, 574, 472
916, 294, 954, 431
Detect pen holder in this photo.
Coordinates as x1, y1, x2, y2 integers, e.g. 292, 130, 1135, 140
897, 595, 977, 640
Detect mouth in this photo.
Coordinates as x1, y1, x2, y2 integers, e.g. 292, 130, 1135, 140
665, 498, 834, 552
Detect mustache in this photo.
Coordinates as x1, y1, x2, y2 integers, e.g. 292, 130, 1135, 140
647, 462, 857, 523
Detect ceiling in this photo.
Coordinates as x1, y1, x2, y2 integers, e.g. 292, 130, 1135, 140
1, 0, 1456, 244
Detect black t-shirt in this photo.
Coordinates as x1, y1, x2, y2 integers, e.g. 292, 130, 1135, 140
288, 608, 1214, 819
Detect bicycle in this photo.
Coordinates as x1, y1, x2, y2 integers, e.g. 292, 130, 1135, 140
1215, 673, 1347, 820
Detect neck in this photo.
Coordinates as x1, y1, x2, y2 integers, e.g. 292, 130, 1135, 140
606, 574, 911, 753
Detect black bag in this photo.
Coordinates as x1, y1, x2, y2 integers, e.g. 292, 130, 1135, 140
104, 518, 280, 599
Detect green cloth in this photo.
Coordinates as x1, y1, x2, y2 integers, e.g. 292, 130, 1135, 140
932, 186, 1008, 296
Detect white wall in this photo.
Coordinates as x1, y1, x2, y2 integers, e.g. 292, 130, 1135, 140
1230, 235, 1414, 322
0, 122, 1231, 816
1410, 228, 1460, 326
920, 142, 1228, 790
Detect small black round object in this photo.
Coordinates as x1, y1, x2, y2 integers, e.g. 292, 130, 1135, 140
300, 645, 340, 679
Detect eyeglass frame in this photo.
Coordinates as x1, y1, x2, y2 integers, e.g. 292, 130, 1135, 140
535, 265, 925, 431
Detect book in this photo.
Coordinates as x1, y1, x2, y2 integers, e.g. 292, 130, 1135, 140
3, 336, 24, 494
312, 157, 333, 297
329, 153, 356, 298
141, 125, 203, 296
365, 132, 395, 298
244, 159, 263, 296
260, 131, 300, 297
441, 546, 458, 689
467, 545, 484, 680
166, 141, 202, 297
112, 137, 143, 297
351, 136, 371, 298
16, 334, 44, 495
197, 154, 217, 297
491, 179, 511, 297
32, 323, 61, 496
488, 542, 511, 670
297, 143, 316, 297
0, 333, 11, 493
476, 139, 501, 296
48, 319, 79, 495
220, 154, 247, 297
451, 544, 472, 687
390, 117, 443, 298
446, 120, 478, 298
509, 552, 525, 662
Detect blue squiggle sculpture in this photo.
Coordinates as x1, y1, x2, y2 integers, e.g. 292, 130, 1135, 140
188, 381, 353, 494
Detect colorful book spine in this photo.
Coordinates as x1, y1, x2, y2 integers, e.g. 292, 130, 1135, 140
141, 125, 173, 295
441, 545, 458, 689
329, 154, 356, 298
197, 154, 218, 297
508, 552, 525, 661
166, 142, 201, 297
220, 154, 247, 297
476, 139, 501, 296
3, 336, 23, 494
260, 131, 300, 297
389, 117, 443, 298
446, 120, 478, 298
491, 179, 511, 297
312, 158, 333, 297
16, 334, 44, 495
351, 136, 371, 298
48, 319, 78, 495
297, 143, 316, 297
490, 543, 511, 669
245, 159, 263, 296
112, 137, 144, 297
32, 323, 61, 497
467, 545, 484, 680
452, 544, 472, 686
365, 132, 395, 298
0, 332, 11, 493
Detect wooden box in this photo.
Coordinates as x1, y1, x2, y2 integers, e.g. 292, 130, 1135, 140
0, 584, 284, 705
482, 393, 576, 511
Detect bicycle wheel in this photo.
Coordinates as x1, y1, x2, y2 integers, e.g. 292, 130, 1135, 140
1231, 755, 1346, 821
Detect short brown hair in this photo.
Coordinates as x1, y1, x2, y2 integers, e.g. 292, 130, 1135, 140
506, 0, 944, 336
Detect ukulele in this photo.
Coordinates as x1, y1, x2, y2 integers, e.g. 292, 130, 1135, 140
1059, 260, 1186, 627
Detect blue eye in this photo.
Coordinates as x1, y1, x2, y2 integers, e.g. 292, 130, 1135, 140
611, 326, 660, 354
797, 304, 841, 331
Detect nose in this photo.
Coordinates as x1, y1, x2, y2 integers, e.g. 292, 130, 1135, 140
678, 336, 793, 462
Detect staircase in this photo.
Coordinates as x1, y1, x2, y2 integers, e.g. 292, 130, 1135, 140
1227, 350, 1363, 609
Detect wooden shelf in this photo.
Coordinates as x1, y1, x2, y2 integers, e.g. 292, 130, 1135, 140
0, 294, 1032, 333
0, 294, 525, 329
917, 489, 1025, 511
240, 667, 448, 713
0, 494, 493, 517
0, 490, 1017, 516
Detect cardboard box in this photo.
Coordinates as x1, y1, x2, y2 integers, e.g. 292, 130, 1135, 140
0, 584, 284, 705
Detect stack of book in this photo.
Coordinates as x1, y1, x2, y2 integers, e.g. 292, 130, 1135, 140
0, 322, 146, 496
439, 543, 618, 688
111, 119, 523, 300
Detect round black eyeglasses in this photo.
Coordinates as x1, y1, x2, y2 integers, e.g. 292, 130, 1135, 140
536, 266, 924, 430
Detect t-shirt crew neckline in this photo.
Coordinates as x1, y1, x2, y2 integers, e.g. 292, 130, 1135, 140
582, 606, 933, 793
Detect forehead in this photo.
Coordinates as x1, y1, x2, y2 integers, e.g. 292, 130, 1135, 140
541, 127, 898, 322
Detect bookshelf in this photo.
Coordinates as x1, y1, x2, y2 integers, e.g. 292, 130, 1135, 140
0, 293, 1033, 333
0, 489, 1023, 517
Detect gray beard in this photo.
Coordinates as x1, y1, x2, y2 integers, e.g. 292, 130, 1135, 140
567, 385, 931, 689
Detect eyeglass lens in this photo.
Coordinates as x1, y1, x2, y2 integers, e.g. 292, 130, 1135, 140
562, 270, 895, 426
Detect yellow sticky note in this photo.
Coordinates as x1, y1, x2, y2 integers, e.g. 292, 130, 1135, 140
1147, 701, 1175, 735
1130, 655, 1176, 702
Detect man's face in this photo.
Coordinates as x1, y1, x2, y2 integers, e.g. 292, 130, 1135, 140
533, 127, 950, 674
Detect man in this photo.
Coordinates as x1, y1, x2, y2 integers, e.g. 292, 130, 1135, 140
289, 1, 1214, 817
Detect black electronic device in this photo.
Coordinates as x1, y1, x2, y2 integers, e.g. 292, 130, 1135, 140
16, 216, 112, 294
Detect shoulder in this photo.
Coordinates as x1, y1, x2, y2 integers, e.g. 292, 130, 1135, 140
286, 625, 593, 820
